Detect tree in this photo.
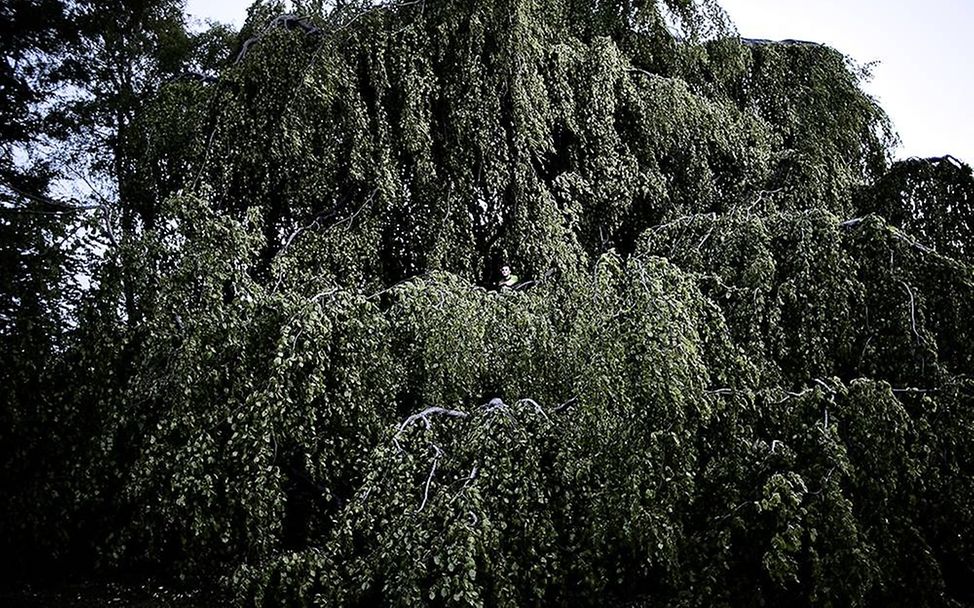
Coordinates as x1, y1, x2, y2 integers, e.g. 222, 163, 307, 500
3, 0, 974, 605
0, 0, 232, 577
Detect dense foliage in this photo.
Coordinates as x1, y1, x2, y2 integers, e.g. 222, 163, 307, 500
2, 0, 974, 606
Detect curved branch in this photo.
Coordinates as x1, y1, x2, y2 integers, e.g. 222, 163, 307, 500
393, 406, 469, 453
398, 406, 469, 434
235, 14, 324, 64
898, 279, 921, 342
552, 396, 578, 412
515, 398, 551, 422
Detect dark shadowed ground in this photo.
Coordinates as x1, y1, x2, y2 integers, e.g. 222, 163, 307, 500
0, 582, 228, 607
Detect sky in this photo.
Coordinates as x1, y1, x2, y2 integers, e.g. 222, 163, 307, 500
720, 0, 973, 165
186, 0, 974, 165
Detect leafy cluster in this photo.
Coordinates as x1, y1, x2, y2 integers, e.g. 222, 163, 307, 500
2, 0, 973, 606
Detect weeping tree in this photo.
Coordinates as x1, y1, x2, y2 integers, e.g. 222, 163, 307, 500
4, 0, 974, 606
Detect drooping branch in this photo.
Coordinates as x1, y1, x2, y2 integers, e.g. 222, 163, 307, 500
552, 396, 578, 412
897, 279, 921, 342
235, 14, 324, 65
812, 378, 836, 393
775, 388, 812, 404
389, 406, 469, 511
320, 188, 378, 235
398, 407, 469, 432
234, 2, 426, 66
417, 443, 443, 513
394, 406, 469, 452
515, 398, 551, 422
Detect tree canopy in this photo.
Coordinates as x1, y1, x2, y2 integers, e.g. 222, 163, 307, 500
2, 0, 973, 606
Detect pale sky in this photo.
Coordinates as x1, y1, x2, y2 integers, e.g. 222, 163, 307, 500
187, 0, 973, 165
721, 0, 973, 165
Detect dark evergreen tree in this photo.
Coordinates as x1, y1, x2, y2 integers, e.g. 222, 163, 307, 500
0, 0, 232, 578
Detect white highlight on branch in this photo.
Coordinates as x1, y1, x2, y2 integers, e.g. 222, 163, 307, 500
417, 444, 442, 513
393, 406, 468, 453
515, 398, 550, 422
898, 279, 920, 342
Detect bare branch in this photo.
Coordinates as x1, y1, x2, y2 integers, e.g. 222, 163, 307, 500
1, 175, 119, 247
0, 178, 101, 211
280, 215, 321, 254
646, 212, 717, 235
69, 169, 119, 248
741, 37, 823, 48
808, 466, 838, 496
235, 14, 324, 64
398, 406, 469, 435
897, 279, 921, 342
553, 396, 577, 412
775, 388, 811, 404
516, 398, 550, 422
813, 378, 835, 394
322, 188, 378, 234
447, 463, 479, 508
696, 223, 716, 250
417, 443, 442, 513
745, 187, 786, 211
891, 228, 935, 255
481, 397, 506, 413
192, 124, 219, 191
626, 67, 659, 80
0, 206, 78, 216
